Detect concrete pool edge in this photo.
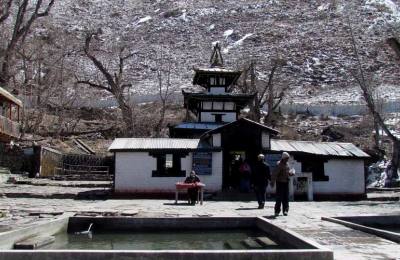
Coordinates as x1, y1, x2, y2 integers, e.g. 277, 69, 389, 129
321, 216, 400, 243
0, 216, 334, 260
256, 217, 331, 251
67, 216, 256, 232
0, 215, 70, 249
0, 249, 334, 260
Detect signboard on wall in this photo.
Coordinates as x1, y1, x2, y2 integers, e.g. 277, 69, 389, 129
193, 152, 212, 175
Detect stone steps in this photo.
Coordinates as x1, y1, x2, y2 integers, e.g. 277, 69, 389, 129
14, 236, 55, 249
52, 174, 112, 181
14, 180, 111, 188
0, 167, 11, 184
223, 240, 247, 250
255, 236, 281, 249
241, 237, 264, 249
0, 167, 11, 175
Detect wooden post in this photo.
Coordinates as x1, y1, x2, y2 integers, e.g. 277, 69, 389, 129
9, 103, 12, 120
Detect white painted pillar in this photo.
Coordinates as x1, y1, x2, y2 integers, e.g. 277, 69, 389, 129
306, 172, 314, 201
289, 176, 294, 201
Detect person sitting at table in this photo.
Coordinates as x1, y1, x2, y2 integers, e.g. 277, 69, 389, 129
184, 170, 201, 205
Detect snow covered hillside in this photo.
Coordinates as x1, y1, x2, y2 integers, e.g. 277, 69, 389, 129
41, 0, 400, 104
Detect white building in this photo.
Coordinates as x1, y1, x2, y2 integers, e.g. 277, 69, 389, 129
109, 118, 369, 199
270, 139, 368, 199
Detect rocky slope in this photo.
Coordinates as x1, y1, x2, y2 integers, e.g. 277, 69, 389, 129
39, 0, 400, 104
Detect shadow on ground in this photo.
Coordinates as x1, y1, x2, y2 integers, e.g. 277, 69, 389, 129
163, 203, 195, 206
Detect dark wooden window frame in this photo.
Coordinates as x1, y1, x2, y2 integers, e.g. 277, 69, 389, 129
150, 151, 189, 177
294, 155, 329, 182
213, 113, 224, 123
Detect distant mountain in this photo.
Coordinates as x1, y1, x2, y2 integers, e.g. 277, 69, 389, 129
44, 0, 400, 104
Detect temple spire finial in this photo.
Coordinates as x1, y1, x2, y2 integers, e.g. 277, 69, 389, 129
210, 42, 224, 67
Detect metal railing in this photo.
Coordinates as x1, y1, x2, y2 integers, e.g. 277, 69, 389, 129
0, 115, 20, 138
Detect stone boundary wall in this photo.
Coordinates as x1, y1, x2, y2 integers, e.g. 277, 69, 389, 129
279, 100, 400, 116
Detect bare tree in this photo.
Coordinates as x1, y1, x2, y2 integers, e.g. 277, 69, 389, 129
0, 0, 13, 24
0, 0, 55, 87
19, 41, 55, 135
77, 32, 136, 135
346, 20, 399, 181
47, 63, 80, 137
16, 23, 82, 138
238, 59, 288, 124
153, 48, 174, 137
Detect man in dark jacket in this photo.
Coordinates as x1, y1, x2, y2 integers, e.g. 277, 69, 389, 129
184, 170, 201, 205
252, 154, 271, 209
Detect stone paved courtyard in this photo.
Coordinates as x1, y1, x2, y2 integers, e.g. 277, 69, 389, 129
0, 181, 399, 259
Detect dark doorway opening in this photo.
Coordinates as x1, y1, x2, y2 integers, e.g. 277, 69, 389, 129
221, 123, 263, 190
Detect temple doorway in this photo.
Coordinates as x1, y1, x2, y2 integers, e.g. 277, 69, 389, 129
221, 124, 263, 190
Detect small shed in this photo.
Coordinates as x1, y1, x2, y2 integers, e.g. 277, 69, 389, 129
109, 138, 222, 194
270, 139, 370, 199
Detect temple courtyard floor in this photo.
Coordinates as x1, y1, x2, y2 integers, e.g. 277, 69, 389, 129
0, 180, 399, 259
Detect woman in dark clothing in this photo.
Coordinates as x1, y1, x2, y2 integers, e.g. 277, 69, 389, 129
239, 159, 252, 193
185, 170, 200, 205
252, 154, 271, 209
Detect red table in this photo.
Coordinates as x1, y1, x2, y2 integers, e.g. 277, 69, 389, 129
175, 182, 205, 205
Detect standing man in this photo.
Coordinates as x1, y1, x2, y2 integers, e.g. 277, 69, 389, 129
271, 152, 295, 216
252, 154, 271, 209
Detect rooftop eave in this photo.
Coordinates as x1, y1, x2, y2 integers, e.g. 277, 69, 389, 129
193, 67, 242, 74
182, 91, 256, 100
200, 118, 280, 139
269, 150, 370, 159
192, 67, 242, 87
0, 86, 23, 107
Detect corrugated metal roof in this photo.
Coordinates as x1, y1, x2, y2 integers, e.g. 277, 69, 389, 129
109, 138, 200, 151
271, 139, 370, 158
202, 118, 280, 137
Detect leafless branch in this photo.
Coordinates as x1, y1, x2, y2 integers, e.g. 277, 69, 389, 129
77, 80, 110, 91
1, 0, 55, 85
83, 33, 116, 89
0, 0, 13, 24
346, 18, 397, 141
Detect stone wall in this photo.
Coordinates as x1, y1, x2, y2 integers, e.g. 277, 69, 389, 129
114, 151, 222, 193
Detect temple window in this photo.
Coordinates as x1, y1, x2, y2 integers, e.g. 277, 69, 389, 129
151, 152, 186, 177
165, 154, 173, 168
203, 102, 212, 110
302, 159, 329, 181
219, 77, 225, 85
214, 114, 223, 123
224, 102, 234, 110
210, 77, 216, 86
213, 102, 223, 110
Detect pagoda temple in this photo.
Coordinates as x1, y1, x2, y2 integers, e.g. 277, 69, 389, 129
109, 44, 369, 200
170, 43, 256, 138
